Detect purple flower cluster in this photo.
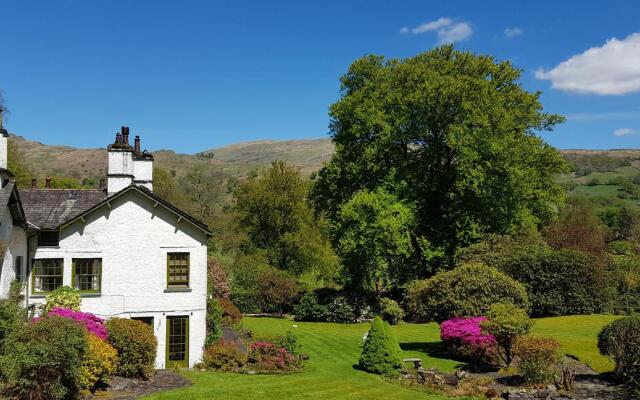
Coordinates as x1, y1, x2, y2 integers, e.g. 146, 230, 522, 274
39, 307, 109, 340
440, 316, 496, 349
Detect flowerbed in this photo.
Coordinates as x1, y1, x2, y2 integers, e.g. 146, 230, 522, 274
440, 316, 496, 362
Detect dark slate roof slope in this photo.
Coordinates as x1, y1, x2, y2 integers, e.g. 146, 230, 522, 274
19, 189, 108, 229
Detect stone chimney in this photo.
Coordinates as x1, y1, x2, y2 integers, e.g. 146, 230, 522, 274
0, 108, 8, 170
132, 135, 153, 191
106, 126, 134, 194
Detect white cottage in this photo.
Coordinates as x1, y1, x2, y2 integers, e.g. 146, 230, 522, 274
0, 121, 209, 369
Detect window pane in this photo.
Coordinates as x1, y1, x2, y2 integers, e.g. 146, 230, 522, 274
167, 253, 189, 287
33, 259, 63, 293
74, 258, 101, 292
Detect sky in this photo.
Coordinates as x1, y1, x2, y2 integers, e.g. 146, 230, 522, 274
1, 0, 640, 153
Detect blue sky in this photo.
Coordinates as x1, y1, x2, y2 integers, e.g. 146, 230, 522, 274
1, 1, 640, 153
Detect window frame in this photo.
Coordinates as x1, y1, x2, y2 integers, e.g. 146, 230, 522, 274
72, 258, 102, 294
166, 252, 190, 289
31, 258, 64, 294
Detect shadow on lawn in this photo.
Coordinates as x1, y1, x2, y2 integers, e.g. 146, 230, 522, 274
399, 341, 467, 369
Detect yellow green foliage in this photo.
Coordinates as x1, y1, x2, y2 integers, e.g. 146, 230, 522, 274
80, 334, 118, 390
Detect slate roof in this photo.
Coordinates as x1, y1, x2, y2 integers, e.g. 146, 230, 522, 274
0, 181, 26, 225
19, 189, 108, 229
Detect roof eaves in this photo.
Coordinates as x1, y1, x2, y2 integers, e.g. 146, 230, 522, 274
58, 185, 212, 237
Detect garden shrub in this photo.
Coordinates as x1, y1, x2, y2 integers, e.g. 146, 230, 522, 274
253, 330, 300, 355
294, 292, 329, 322
440, 317, 496, 363
208, 258, 231, 300
248, 341, 300, 372
0, 284, 26, 351
80, 334, 118, 391
106, 318, 157, 379
230, 290, 262, 314
459, 238, 610, 317
514, 336, 561, 384
379, 297, 404, 325
326, 296, 357, 323
206, 296, 223, 346
358, 316, 403, 375
217, 298, 243, 326
0, 316, 87, 400
45, 307, 109, 340
482, 302, 533, 366
201, 339, 247, 371
598, 315, 640, 386
44, 286, 81, 313
405, 262, 529, 323
257, 268, 301, 314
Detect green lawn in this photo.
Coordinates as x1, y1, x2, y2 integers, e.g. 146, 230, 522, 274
144, 315, 616, 400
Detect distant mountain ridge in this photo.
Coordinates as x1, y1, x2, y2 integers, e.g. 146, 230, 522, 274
9, 133, 640, 185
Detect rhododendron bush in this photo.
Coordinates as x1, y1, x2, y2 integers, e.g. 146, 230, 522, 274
248, 341, 300, 372
39, 307, 109, 340
440, 317, 496, 362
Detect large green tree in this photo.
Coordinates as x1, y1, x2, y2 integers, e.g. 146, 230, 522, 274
312, 46, 567, 268
333, 189, 415, 292
235, 160, 337, 279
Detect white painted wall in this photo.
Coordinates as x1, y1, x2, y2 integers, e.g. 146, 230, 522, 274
107, 150, 134, 194
0, 134, 7, 170
0, 211, 27, 298
27, 190, 208, 368
133, 158, 153, 191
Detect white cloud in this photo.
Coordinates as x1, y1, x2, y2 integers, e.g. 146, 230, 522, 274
411, 18, 452, 34
400, 17, 473, 44
504, 28, 523, 37
613, 128, 637, 136
535, 33, 640, 95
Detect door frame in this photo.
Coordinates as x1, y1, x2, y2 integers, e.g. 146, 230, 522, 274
165, 315, 189, 369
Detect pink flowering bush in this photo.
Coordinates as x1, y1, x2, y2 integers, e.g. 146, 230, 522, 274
39, 307, 108, 340
440, 316, 496, 363
248, 341, 299, 372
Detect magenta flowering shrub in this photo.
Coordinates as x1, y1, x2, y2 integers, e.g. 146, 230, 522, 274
248, 341, 299, 372
440, 316, 496, 362
41, 307, 109, 340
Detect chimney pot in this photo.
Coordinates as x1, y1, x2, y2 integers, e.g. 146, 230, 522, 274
45, 178, 51, 189
134, 136, 141, 153
123, 126, 130, 145
31, 179, 36, 188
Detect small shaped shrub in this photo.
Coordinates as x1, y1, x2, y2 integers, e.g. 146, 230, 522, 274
294, 292, 329, 322
106, 318, 157, 379
44, 286, 81, 313
201, 339, 247, 371
217, 298, 243, 326
80, 334, 118, 391
440, 317, 496, 362
379, 297, 404, 325
45, 307, 108, 340
0, 316, 88, 400
359, 316, 403, 375
514, 336, 561, 384
405, 262, 529, 323
598, 315, 640, 386
482, 303, 533, 366
248, 341, 300, 372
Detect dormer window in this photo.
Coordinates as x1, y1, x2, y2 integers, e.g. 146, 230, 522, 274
37, 230, 60, 247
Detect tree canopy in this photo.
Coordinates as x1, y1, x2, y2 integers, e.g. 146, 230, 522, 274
234, 160, 337, 279
312, 46, 567, 269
